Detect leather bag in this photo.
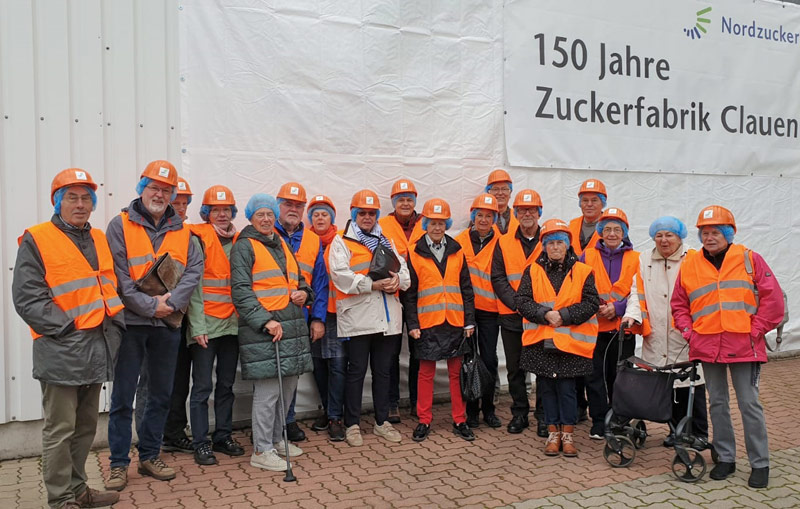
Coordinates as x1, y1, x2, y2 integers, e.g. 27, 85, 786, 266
134, 252, 185, 329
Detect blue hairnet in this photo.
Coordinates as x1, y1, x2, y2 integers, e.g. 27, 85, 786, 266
578, 193, 607, 209
350, 207, 381, 223
53, 186, 97, 215
421, 217, 453, 231
698, 224, 734, 244
484, 182, 513, 193
245, 194, 279, 221
391, 192, 416, 209
649, 216, 687, 240
200, 204, 238, 222
308, 204, 336, 225
470, 209, 498, 225
542, 231, 570, 249
513, 206, 543, 219
596, 218, 629, 238
136, 177, 178, 202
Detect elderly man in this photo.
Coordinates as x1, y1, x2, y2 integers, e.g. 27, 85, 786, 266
13, 169, 123, 509
104, 161, 203, 491
485, 169, 517, 235
671, 205, 783, 489
274, 181, 329, 440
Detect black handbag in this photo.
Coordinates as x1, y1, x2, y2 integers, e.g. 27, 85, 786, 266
460, 333, 493, 403
368, 241, 400, 280
611, 360, 674, 423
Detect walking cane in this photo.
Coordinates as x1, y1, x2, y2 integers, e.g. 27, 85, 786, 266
274, 339, 297, 482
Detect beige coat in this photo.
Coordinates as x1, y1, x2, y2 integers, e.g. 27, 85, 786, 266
624, 244, 704, 387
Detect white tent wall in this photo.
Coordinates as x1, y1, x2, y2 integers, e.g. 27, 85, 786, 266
0, 0, 796, 455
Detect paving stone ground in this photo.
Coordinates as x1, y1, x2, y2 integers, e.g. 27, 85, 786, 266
2, 356, 800, 508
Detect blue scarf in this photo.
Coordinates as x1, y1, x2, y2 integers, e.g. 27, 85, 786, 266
355, 223, 393, 253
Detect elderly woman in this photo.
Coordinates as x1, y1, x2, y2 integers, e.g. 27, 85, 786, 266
329, 189, 410, 447
306, 194, 348, 442
403, 198, 476, 442
230, 194, 313, 472
580, 207, 639, 440
622, 216, 708, 447
516, 219, 599, 457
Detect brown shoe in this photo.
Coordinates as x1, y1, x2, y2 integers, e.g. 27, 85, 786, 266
137, 456, 176, 481
544, 425, 561, 456
104, 467, 127, 492
75, 486, 120, 507
561, 425, 578, 457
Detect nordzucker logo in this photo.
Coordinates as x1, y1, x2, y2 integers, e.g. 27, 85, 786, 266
684, 6, 712, 40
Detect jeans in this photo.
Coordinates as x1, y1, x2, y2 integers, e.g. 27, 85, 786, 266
390, 328, 417, 409
539, 377, 578, 426
586, 330, 634, 425
312, 356, 347, 420
189, 335, 239, 447
500, 327, 530, 418
108, 325, 180, 467
466, 311, 499, 419
344, 333, 398, 427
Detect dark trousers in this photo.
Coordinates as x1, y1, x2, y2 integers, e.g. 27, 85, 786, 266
574, 376, 588, 413
188, 335, 239, 447
108, 325, 180, 467
344, 333, 398, 427
390, 327, 418, 409
467, 311, 499, 418
500, 327, 530, 418
672, 385, 709, 438
312, 356, 347, 420
540, 377, 578, 426
586, 330, 634, 425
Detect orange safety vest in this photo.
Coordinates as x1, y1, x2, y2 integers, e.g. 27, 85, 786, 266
498, 207, 519, 235
521, 262, 598, 358
189, 223, 236, 319
495, 229, 542, 315
120, 212, 191, 280
333, 237, 375, 309
629, 269, 653, 337
568, 216, 601, 257
679, 244, 757, 334
290, 229, 321, 287
408, 245, 465, 328
249, 237, 299, 311
379, 215, 424, 259
454, 226, 501, 313
22, 222, 124, 339
583, 247, 639, 332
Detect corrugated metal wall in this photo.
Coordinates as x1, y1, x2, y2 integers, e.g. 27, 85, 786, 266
0, 0, 181, 423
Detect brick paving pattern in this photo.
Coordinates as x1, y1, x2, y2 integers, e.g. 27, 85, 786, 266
2, 356, 800, 508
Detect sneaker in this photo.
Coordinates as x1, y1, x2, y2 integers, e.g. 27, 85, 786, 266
328, 419, 345, 442
589, 423, 604, 440
104, 467, 127, 492
162, 436, 193, 454
483, 414, 502, 428
137, 456, 176, 481
311, 413, 329, 432
709, 461, 736, 480
452, 422, 475, 442
193, 442, 217, 466
75, 486, 120, 507
466, 415, 480, 429
212, 437, 245, 457
748, 467, 769, 488
285, 421, 306, 442
374, 421, 402, 443
346, 424, 363, 446
250, 449, 286, 471
387, 406, 401, 424
412, 423, 430, 442
275, 440, 304, 457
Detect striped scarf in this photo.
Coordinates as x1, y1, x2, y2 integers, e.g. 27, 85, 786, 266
355, 223, 393, 253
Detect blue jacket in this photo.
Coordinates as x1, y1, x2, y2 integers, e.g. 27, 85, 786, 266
274, 221, 329, 323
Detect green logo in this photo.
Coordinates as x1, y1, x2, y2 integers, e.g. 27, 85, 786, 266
684, 6, 712, 39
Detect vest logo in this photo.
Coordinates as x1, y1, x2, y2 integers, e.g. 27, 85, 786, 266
178, 182, 187, 190
217, 191, 227, 201
74, 170, 87, 181
290, 186, 299, 195
158, 166, 171, 178
366, 196, 374, 205
684, 6, 712, 40
703, 209, 714, 219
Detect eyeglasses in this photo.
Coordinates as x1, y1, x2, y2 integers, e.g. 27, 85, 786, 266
357, 210, 377, 217
281, 200, 305, 210
602, 227, 623, 235
517, 208, 538, 216
145, 184, 173, 196
63, 194, 94, 204
489, 186, 511, 194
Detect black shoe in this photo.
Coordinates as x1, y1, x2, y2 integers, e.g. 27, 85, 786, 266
212, 437, 245, 457
162, 436, 193, 454
453, 422, 475, 442
466, 415, 480, 429
412, 423, 430, 442
748, 467, 769, 488
311, 413, 329, 432
663, 434, 675, 448
577, 408, 589, 423
285, 421, 306, 442
328, 419, 345, 442
387, 406, 401, 424
483, 414, 502, 428
507, 415, 529, 434
536, 420, 548, 438
194, 443, 217, 465
709, 462, 736, 480
589, 423, 604, 440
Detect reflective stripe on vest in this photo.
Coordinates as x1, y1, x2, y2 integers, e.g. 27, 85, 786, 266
568, 216, 601, 257
120, 212, 190, 281
189, 223, 236, 319
409, 246, 465, 328
249, 238, 298, 311
496, 230, 542, 315
24, 222, 124, 339
334, 237, 374, 309
521, 262, 598, 358
629, 269, 653, 337
679, 244, 757, 334
378, 215, 424, 260
455, 228, 500, 312
323, 241, 338, 314
583, 247, 639, 332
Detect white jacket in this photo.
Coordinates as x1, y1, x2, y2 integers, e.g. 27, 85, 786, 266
624, 244, 704, 387
329, 221, 410, 338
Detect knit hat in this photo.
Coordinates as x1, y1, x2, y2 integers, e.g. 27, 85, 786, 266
245, 193, 280, 221
649, 216, 687, 240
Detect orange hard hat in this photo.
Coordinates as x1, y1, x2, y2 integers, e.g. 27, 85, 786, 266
350, 189, 380, 210
578, 178, 607, 196
51, 168, 98, 205
176, 177, 193, 196
277, 182, 307, 203
513, 189, 543, 209
470, 193, 499, 213
486, 169, 512, 186
140, 160, 178, 187
421, 198, 451, 220
308, 194, 337, 214
390, 179, 417, 197
696, 205, 736, 233
202, 185, 236, 206
539, 218, 572, 243
599, 207, 629, 228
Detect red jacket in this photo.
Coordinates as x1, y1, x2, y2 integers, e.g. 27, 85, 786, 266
671, 247, 784, 363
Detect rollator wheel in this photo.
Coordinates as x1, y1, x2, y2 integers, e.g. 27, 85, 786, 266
671, 448, 707, 482
628, 419, 647, 449
603, 435, 636, 468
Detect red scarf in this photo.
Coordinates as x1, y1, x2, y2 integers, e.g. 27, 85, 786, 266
312, 224, 338, 247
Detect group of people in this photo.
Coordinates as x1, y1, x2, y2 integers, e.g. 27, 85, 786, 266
13, 163, 785, 508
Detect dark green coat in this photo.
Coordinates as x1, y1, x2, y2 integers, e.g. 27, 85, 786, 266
230, 225, 313, 380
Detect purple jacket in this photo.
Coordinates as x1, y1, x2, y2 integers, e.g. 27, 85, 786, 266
580, 238, 633, 317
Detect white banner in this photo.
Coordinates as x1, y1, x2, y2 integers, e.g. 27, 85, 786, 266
504, 0, 800, 175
